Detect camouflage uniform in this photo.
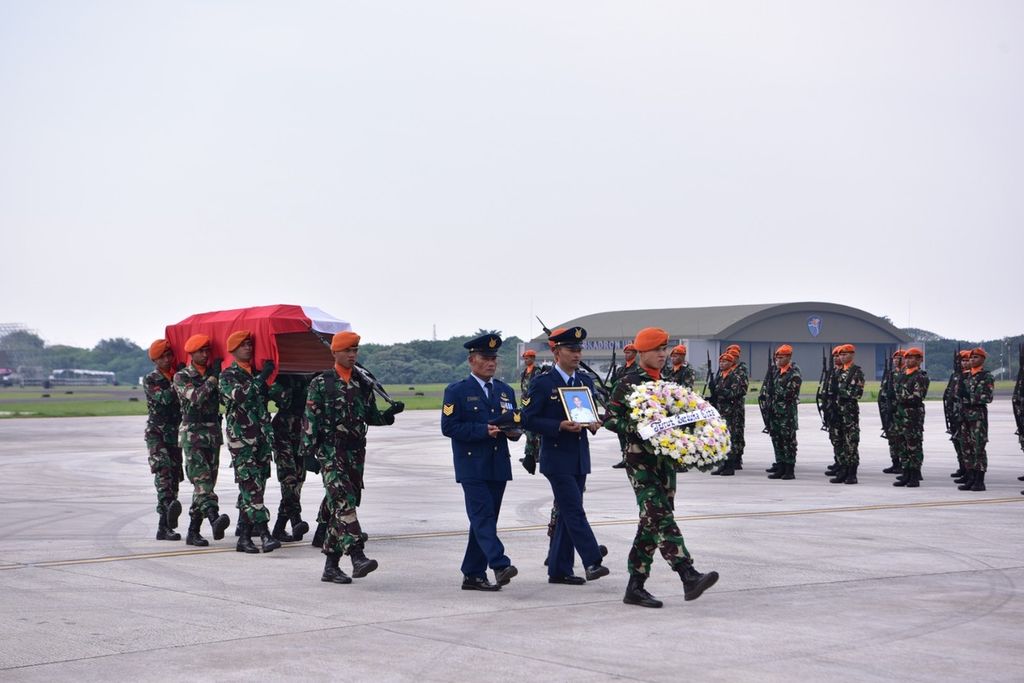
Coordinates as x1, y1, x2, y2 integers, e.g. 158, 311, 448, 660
879, 363, 901, 470
667, 363, 696, 390
219, 362, 274, 526
731, 361, 748, 465
766, 364, 802, 466
519, 364, 543, 467
144, 369, 183, 516
1014, 367, 1024, 454
893, 368, 930, 471
943, 369, 966, 472
173, 364, 224, 517
960, 368, 994, 473
824, 364, 842, 464
715, 365, 748, 468
269, 375, 309, 523
604, 365, 692, 577
301, 367, 395, 558
834, 363, 865, 466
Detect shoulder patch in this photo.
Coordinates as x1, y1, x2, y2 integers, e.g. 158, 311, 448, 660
442, 403, 454, 416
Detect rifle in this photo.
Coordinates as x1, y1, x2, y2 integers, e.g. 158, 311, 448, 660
605, 349, 617, 386
536, 315, 611, 410
879, 351, 892, 439
944, 345, 961, 439
354, 362, 397, 407
816, 346, 829, 432
703, 349, 718, 405
758, 347, 774, 434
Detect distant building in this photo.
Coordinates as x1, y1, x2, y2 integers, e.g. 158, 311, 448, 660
521, 302, 912, 380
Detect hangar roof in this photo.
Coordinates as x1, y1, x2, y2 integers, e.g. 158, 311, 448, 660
534, 302, 911, 344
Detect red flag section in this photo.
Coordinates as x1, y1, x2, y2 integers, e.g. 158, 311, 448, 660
165, 304, 351, 382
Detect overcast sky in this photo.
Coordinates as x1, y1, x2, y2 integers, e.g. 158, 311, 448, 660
1, 1, 1021, 349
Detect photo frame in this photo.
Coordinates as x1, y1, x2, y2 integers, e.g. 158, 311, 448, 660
558, 386, 599, 424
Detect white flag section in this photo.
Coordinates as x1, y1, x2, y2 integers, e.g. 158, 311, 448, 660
302, 306, 351, 334
636, 406, 723, 441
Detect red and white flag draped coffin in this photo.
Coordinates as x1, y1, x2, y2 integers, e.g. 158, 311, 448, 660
165, 304, 351, 381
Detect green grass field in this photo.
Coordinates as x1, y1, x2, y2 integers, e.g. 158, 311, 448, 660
0, 380, 1015, 418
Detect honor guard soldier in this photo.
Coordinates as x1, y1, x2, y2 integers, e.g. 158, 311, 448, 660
880, 350, 905, 475
710, 350, 747, 476
301, 331, 405, 584
268, 373, 311, 541
828, 345, 865, 484
610, 342, 637, 469
604, 327, 718, 608
724, 344, 747, 470
144, 339, 184, 541
667, 344, 696, 389
219, 331, 280, 554
957, 348, 994, 492
892, 348, 930, 488
522, 326, 609, 586
441, 333, 520, 592
173, 335, 231, 546
519, 349, 543, 475
765, 345, 802, 480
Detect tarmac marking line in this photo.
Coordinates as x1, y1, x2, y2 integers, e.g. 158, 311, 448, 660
5, 497, 1021, 570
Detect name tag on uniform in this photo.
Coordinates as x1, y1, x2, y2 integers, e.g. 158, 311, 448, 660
466, 396, 480, 402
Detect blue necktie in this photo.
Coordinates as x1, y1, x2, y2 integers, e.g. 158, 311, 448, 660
567, 375, 575, 387
484, 381, 492, 400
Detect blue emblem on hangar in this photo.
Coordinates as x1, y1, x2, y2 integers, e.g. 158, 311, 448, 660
807, 315, 822, 337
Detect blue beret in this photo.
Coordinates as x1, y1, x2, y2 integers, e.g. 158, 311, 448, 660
464, 333, 502, 356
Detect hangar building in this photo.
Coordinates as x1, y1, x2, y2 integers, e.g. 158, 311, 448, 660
522, 302, 912, 381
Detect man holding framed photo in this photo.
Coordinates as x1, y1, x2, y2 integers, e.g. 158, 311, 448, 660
522, 327, 609, 585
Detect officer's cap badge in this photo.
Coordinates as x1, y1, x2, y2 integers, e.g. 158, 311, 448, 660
574, 328, 582, 339
488, 337, 497, 348
442, 403, 454, 416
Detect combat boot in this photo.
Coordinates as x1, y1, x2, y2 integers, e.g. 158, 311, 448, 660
256, 522, 281, 553
622, 574, 662, 608
953, 470, 971, 485
612, 456, 627, 469
235, 518, 259, 554
165, 499, 181, 530
312, 522, 327, 548
271, 517, 294, 543
829, 466, 848, 484
970, 471, 986, 491
765, 461, 780, 473
905, 468, 921, 488
321, 553, 352, 584
185, 514, 208, 547
957, 471, 976, 491
893, 468, 911, 486
767, 464, 785, 479
678, 561, 719, 601
825, 461, 839, 476
349, 547, 379, 578
844, 464, 859, 485
156, 511, 181, 541
717, 459, 736, 476
290, 514, 310, 541
734, 455, 743, 470
882, 462, 901, 474
781, 463, 795, 480
206, 508, 230, 541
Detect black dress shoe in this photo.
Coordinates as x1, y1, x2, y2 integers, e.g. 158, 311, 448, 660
585, 564, 609, 581
494, 565, 518, 586
548, 575, 586, 585
462, 576, 500, 591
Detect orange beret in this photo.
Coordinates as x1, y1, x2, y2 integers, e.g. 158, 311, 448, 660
184, 334, 211, 353
831, 346, 843, 355
522, 350, 536, 359
959, 350, 972, 359
719, 352, 736, 362
331, 331, 361, 352
148, 339, 171, 361
970, 347, 987, 358
634, 327, 669, 353
671, 344, 687, 355
623, 343, 636, 352
775, 344, 793, 356
904, 347, 924, 358
226, 330, 251, 353
726, 344, 741, 353
841, 344, 856, 353
892, 349, 905, 358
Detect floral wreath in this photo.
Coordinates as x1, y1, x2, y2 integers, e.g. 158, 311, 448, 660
626, 380, 731, 472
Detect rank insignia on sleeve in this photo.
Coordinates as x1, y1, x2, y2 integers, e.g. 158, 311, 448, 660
442, 403, 454, 416
521, 397, 531, 406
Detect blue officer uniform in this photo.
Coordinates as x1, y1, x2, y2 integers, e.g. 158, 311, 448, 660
522, 327, 605, 580
440, 334, 516, 584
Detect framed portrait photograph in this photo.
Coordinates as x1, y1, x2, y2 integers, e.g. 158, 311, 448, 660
558, 386, 599, 424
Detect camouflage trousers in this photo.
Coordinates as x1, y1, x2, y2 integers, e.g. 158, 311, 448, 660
836, 406, 860, 466
624, 450, 689, 576
893, 412, 925, 469
147, 441, 183, 514
273, 434, 306, 519
828, 423, 842, 460
524, 431, 541, 461
886, 426, 902, 464
319, 447, 366, 556
961, 419, 989, 472
720, 406, 745, 462
769, 418, 798, 464
950, 423, 964, 464
229, 440, 273, 526
183, 444, 221, 517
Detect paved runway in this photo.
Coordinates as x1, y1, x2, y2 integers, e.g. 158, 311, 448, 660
1, 403, 1022, 681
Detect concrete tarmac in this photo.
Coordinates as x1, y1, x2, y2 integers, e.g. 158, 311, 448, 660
1, 403, 1022, 682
